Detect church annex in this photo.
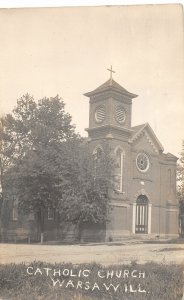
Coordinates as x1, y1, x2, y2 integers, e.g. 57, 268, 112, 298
84, 70, 178, 240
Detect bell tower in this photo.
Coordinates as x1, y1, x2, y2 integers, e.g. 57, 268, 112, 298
84, 67, 138, 141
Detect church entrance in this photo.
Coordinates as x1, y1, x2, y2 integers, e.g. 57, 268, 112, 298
135, 195, 148, 234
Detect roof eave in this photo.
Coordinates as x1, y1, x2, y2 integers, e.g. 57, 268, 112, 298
146, 123, 164, 152
84, 86, 138, 98
131, 122, 164, 153
166, 153, 179, 161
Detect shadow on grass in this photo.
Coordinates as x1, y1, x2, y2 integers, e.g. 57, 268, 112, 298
159, 247, 184, 252
142, 238, 184, 244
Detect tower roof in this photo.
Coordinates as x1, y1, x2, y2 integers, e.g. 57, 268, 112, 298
84, 78, 138, 98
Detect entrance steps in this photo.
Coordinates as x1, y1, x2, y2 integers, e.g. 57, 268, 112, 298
109, 234, 170, 244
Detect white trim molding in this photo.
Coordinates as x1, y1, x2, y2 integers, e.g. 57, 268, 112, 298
133, 189, 151, 202
148, 203, 152, 234
132, 203, 136, 234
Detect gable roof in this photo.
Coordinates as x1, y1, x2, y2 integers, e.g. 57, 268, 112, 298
131, 124, 146, 135
84, 78, 138, 99
130, 123, 164, 153
165, 152, 178, 161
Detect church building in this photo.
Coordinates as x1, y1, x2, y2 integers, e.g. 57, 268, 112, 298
84, 68, 178, 240
1, 69, 179, 243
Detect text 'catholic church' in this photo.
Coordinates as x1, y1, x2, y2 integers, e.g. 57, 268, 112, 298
84, 68, 178, 240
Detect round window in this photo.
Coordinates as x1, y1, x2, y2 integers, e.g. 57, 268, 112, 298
115, 106, 126, 124
95, 105, 105, 123
136, 153, 150, 173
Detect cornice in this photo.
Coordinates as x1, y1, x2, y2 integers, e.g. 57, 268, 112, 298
86, 124, 133, 134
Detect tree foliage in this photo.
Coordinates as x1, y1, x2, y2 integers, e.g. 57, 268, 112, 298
58, 139, 114, 225
177, 140, 184, 201
1, 94, 74, 164
177, 140, 184, 236
0, 94, 76, 238
1, 94, 115, 237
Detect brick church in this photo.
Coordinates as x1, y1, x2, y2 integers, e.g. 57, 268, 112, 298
84, 69, 178, 240
2, 70, 179, 242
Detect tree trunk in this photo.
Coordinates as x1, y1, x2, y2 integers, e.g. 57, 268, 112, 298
40, 232, 44, 244
37, 208, 45, 244
77, 222, 83, 243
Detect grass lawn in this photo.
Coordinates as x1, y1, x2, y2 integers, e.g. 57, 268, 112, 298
0, 261, 183, 300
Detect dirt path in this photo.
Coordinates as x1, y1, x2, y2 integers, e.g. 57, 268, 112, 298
0, 243, 184, 265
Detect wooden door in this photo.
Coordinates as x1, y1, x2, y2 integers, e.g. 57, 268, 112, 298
135, 195, 148, 234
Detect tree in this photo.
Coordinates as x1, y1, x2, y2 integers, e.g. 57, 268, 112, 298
58, 139, 114, 228
177, 140, 184, 236
1, 94, 115, 243
2, 94, 76, 243
0, 116, 13, 240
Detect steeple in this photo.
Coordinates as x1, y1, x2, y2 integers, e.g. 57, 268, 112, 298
84, 73, 138, 141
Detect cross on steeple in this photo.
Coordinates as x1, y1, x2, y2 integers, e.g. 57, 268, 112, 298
107, 65, 115, 83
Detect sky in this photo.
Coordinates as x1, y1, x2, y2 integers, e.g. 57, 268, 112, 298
0, 4, 183, 156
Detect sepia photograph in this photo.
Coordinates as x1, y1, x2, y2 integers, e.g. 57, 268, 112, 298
0, 3, 184, 299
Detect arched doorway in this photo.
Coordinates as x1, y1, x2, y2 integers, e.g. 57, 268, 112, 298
135, 195, 149, 234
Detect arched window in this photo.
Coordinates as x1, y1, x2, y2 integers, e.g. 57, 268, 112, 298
93, 146, 103, 179
93, 146, 103, 164
115, 147, 124, 192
